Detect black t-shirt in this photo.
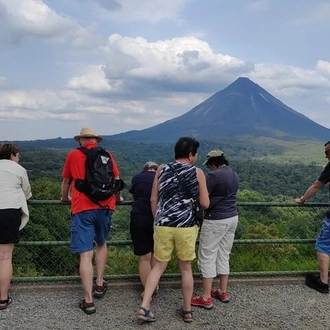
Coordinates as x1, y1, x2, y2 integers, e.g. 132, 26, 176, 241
318, 162, 330, 218
129, 170, 155, 215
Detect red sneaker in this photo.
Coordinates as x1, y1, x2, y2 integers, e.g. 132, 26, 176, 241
191, 295, 213, 309
211, 289, 230, 303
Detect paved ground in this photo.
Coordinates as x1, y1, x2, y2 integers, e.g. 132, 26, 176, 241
0, 277, 329, 330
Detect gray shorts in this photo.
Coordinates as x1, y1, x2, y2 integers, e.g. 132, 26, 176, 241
197, 216, 238, 277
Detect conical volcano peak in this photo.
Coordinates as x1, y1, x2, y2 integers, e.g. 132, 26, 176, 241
224, 77, 263, 94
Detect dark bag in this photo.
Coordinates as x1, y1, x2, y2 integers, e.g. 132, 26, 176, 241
193, 199, 204, 227
169, 164, 204, 226
75, 146, 125, 205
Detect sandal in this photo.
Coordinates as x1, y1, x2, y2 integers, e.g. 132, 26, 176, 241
79, 299, 96, 315
94, 280, 107, 299
179, 308, 193, 323
137, 307, 157, 322
0, 297, 12, 310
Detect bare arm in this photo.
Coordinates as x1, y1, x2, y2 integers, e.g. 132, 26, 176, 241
113, 175, 124, 203
295, 179, 323, 204
197, 168, 210, 209
61, 177, 71, 201
150, 165, 162, 217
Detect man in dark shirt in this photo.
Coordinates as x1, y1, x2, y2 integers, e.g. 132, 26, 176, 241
295, 140, 330, 293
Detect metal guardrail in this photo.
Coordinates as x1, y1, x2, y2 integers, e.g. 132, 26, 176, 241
12, 201, 329, 282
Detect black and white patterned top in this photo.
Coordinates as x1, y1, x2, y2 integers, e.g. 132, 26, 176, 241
154, 161, 198, 228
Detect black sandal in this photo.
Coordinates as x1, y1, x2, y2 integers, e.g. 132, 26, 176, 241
0, 297, 13, 310
137, 307, 157, 322
79, 299, 96, 315
179, 308, 193, 323
93, 280, 107, 299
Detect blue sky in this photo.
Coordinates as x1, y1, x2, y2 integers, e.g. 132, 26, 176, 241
0, 0, 330, 140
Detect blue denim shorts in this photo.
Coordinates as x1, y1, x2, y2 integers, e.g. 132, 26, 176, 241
71, 209, 113, 253
315, 217, 330, 256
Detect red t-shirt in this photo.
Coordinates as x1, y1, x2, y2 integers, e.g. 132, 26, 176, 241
62, 141, 120, 214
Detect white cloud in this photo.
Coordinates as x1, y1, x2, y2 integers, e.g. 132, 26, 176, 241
98, 34, 251, 96
250, 63, 330, 97
316, 60, 330, 77
67, 65, 114, 92
0, 0, 99, 47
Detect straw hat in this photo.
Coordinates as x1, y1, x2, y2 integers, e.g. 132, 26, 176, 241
74, 127, 103, 143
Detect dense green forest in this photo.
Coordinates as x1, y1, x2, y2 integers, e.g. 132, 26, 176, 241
19, 138, 329, 202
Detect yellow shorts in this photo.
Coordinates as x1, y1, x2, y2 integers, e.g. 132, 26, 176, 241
153, 225, 199, 262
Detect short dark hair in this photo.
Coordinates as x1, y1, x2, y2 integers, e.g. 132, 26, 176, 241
0, 143, 20, 160
325, 141, 330, 147
174, 137, 200, 159
206, 155, 229, 167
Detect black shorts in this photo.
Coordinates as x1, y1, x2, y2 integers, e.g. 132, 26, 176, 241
0, 209, 21, 244
130, 211, 154, 256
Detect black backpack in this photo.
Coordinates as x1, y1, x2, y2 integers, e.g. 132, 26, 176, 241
75, 146, 124, 205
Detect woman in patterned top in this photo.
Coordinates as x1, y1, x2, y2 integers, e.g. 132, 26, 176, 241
137, 137, 209, 323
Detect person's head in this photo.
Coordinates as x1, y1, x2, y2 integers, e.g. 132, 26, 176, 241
74, 127, 103, 146
203, 149, 229, 170
0, 143, 20, 162
143, 161, 158, 171
325, 140, 330, 161
174, 137, 200, 164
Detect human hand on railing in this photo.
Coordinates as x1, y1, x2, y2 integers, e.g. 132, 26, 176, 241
60, 196, 71, 203
295, 197, 305, 204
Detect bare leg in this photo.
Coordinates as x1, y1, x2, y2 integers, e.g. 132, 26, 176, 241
79, 250, 94, 303
139, 253, 152, 287
317, 251, 329, 284
0, 244, 14, 302
201, 277, 213, 298
95, 243, 108, 286
151, 253, 156, 268
139, 260, 167, 312
178, 259, 193, 312
219, 274, 229, 292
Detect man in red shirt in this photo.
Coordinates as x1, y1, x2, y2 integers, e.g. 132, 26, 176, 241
61, 127, 123, 314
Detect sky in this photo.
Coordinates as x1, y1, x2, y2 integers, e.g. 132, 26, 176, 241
0, 0, 330, 141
